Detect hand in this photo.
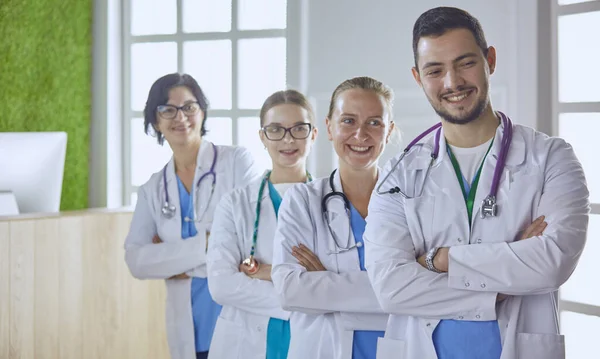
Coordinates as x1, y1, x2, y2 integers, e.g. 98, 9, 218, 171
519, 215, 547, 240
292, 244, 326, 271
239, 262, 272, 281
152, 234, 162, 244
168, 273, 190, 279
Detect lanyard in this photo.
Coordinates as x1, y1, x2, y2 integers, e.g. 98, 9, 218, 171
446, 140, 494, 225
248, 170, 312, 258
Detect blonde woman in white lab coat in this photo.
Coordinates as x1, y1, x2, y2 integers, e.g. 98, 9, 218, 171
124, 73, 260, 359
271, 77, 394, 359
206, 89, 317, 359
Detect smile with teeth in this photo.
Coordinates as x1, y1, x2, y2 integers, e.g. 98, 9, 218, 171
444, 90, 473, 103
349, 145, 371, 153
280, 149, 298, 154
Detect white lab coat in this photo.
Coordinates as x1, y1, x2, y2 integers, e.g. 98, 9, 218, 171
124, 140, 260, 359
364, 121, 589, 359
272, 171, 389, 359
206, 175, 291, 359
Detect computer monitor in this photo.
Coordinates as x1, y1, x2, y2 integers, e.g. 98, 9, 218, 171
0, 132, 68, 214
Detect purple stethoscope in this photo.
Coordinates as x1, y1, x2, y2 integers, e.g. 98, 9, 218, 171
161, 142, 218, 220
376, 111, 513, 219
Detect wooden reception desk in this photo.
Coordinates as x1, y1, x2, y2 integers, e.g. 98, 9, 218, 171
0, 209, 169, 359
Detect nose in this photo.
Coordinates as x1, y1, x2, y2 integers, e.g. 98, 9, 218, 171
443, 68, 466, 91
173, 108, 185, 122
282, 130, 295, 143
352, 124, 368, 142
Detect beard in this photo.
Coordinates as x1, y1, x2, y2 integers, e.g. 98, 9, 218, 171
427, 88, 489, 125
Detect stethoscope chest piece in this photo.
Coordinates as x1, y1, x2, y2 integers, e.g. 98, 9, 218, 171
242, 257, 260, 275
480, 195, 498, 219
161, 203, 176, 219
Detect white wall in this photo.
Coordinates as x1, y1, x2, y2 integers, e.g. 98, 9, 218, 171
289, 0, 539, 177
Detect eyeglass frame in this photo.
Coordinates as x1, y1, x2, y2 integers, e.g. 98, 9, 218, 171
261, 123, 313, 141
156, 101, 201, 120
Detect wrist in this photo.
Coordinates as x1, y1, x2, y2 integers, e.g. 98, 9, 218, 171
434, 247, 449, 272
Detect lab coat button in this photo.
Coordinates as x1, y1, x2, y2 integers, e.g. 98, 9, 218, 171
458, 316, 464, 320
426, 323, 431, 327
477, 239, 482, 244
465, 282, 470, 287
481, 283, 486, 288
457, 238, 462, 243
257, 326, 262, 332
476, 315, 481, 319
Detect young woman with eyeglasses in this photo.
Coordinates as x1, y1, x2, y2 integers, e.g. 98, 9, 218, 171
206, 89, 317, 359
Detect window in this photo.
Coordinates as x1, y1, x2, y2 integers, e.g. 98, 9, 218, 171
124, 0, 287, 204
553, 1, 600, 356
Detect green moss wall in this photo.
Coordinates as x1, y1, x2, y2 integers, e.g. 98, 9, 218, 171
0, 0, 92, 210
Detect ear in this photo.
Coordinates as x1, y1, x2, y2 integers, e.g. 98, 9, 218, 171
412, 67, 423, 88
325, 117, 333, 141
386, 121, 396, 144
259, 129, 268, 148
311, 126, 318, 142
486, 46, 497, 75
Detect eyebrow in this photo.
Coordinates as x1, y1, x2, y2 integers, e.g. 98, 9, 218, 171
421, 52, 479, 70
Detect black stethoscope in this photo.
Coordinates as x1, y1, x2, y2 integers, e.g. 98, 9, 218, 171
161, 142, 218, 221
321, 169, 363, 254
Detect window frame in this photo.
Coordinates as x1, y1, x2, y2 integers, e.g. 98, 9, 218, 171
122, 0, 297, 204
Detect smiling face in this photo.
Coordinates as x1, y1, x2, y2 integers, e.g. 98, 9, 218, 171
154, 86, 204, 147
412, 28, 496, 125
326, 88, 394, 171
260, 103, 316, 170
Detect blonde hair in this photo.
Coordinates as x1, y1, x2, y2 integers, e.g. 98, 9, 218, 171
326, 76, 395, 120
259, 89, 315, 127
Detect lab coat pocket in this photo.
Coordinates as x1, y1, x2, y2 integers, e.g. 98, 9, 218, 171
376, 337, 406, 359
209, 316, 244, 359
516, 332, 565, 359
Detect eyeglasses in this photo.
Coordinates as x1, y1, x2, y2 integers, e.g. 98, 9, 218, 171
262, 123, 313, 141
156, 102, 201, 119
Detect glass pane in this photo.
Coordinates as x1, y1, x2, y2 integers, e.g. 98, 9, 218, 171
130, 118, 173, 187
131, 0, 177, 35
238, 0, 287, 30
561, 311, 600, 358
238, 38, 286, 109
561, 214, 600, 305
131, 42, 178, 111
204, 117, 232, 145
130, 192, 138, 208
183, 41, 232, 110
558, 0, 597, 4
183, 0, 231, 33
558, 11, 600, 102
237, 117, 271, 172
558, 113, 600, 203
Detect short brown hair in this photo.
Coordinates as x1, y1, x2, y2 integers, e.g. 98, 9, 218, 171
259, 89, 315, 127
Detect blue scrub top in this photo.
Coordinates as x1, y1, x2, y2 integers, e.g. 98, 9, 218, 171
265, 181, 291, 359
349, 203, 384, 359
432, 149, 503, 359
177, 176, 222, 353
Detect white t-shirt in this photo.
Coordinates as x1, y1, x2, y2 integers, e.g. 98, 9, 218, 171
447, 137, 493, 185
272, 182, 296, 197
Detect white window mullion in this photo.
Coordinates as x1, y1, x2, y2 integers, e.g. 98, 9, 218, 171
232, 0, 240, 144
122, 0, 133, 206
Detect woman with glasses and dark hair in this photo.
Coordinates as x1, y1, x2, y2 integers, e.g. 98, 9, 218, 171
124, 73, 261, 359
206, 89, 317, 359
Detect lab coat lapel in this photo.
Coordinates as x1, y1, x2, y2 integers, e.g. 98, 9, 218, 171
159, 158, 182, 242
194, 140, 216, 225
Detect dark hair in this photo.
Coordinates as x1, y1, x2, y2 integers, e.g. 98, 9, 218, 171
412, 7, 489, 69
143, 73, 209, 145
259, 89, 315, 127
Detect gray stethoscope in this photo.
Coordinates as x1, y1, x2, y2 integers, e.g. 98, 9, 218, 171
161, 142, 218, 221
376, 111, 513, 219
321, 169, 363, 254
